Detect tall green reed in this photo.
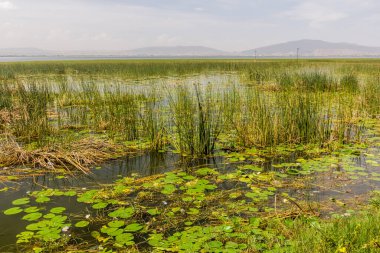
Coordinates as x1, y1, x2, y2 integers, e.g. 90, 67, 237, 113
168, 84, 222, 156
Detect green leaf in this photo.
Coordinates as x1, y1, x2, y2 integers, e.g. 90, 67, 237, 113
249, 217, 261, 227
161, 184, 176, 195
44, 213, 56, 219
24, 207, 40, 213
108, 220, 125, 228
115, 233, 134, 246
26, 223, 45, 231
50, 215, 68, 223
4, 207, 23, 215
75, 221, 90, 228
147, 208, 160, 216
35, 196, 50, 203
101, 226, 124, 236
186, 208, 199, 215
108, 207, 134, 219
22, 212, 43, 221
16, 231, 34, 244
64, 191, 77, 197
12, 198, 30, 206
92, 202, 108, 209
50, 207, 66, 214
207, 241, 223, 249
124, 223, 143, 232
195, 167, 219, 176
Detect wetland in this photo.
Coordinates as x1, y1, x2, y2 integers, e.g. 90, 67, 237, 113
1, 59, 380, 252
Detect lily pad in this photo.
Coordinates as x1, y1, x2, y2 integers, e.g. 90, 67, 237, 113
75, 221, 90, 228
92, 202, 108, 209
124, 223, 143, 232
50, 207, 66, 214
4, 207, 23, 215
22, 212, 43, 221
12, 198, 30, 206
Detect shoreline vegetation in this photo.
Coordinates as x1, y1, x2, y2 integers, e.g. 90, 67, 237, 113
1, 59, 380, 252
0, 59, 379, 172
0, 60, 380, 172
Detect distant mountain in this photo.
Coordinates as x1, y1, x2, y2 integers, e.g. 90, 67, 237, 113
242, 39, 380, 57
2, 41, 380, 58
121, 46, 229, 56
0, 46, 229, 57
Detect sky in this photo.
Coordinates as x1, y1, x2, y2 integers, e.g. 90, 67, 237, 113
0, 0, 379, 51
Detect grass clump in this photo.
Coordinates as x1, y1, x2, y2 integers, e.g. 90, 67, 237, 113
298, 71, 337, 92
340, 73, 360, 92
363, 76, 380, 117
168, 84, 221, 156
13, 82, 53, 142
277, 210, 380, 253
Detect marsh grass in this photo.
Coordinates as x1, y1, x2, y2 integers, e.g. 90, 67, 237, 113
298, 71, 338, 91
225, 87, 358, 147
13, 82, 52, 142
340, 72, 360, 92
276, 210, 380, 253
363, 75, 380, 117
0, 82, 12, 109
0, 59, 379, 170
139, 89, 166, 150
168, 84, 222, 156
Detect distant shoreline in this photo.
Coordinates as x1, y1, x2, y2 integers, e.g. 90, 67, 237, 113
1, 55, 380, 63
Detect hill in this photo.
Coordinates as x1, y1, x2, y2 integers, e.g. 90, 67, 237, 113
242, 39, 380, 57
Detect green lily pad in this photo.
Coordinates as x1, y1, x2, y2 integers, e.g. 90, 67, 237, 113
115, 233, 134, 246
108, 207, 135, 219
35, 196, 51, 203
108, 220, 125, 228
4, 207, 23, 215
75, 221, 90, 228
22, 212, 43, 221
12, 198, 30, 206
24, 207, 40, 213
124, 223, 143, 232
50, 207, 66, 214
92, 202, 108, 209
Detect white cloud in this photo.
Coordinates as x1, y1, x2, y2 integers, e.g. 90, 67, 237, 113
0, 1, 15, 10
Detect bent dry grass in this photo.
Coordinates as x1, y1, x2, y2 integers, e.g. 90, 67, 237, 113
0, 59, 380, 252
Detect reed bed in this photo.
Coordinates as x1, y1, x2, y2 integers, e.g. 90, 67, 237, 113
0, 59, 379, 171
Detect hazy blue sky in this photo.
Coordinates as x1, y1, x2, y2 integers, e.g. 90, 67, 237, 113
0, 0, 379, 51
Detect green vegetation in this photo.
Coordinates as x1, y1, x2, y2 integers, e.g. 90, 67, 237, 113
0, 58, 380, 252
0, 59, 379, 166
4, 145, 380, 252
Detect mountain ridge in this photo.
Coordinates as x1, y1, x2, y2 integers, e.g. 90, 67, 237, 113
1, 40, 380, 57
242, 39, 380, 56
